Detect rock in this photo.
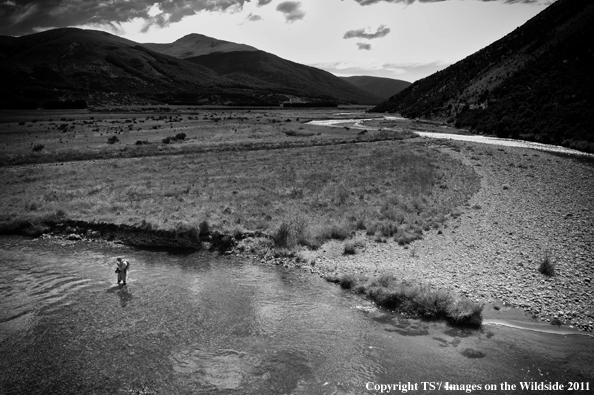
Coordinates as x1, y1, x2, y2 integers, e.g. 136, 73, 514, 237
67, 233, 82, 241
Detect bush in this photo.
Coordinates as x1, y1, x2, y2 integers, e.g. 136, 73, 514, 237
539, 251, 555, 276
175, 133, 186, 140
272, 214, 309, 248
273, 222, 291, 248
343, 240, 357, 255
107, 136, 119, 144
339, 274, 357, 289
198, 220, 211, 236
315, 221, 351, 243
446, 297, 484, 327
32, 144, 44, 152
340, 274, 484, 327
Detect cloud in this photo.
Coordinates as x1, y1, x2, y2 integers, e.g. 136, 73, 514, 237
0, 0, 255, 36
350, 0, 548, 5
356, 43, 372, 50
246, 13, 263, 22
344, 25, 390, 39
276, 1, 305, 22
258, 0, 273, 5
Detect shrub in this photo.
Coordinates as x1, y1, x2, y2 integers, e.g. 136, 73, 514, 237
175, 133, 186, 140
272, 214, 309, 248
339, 274, 357, 289
32, 144, 44, 152
343, 239, 357, 255
446, 297, 484, 327
539, 251, 555, 276
107, 136, 119, 144
273, 222, 291, 248
198, 220, 211, 236
344, 274, 484, 327
175, 222, 199, 241
317, 221, 351, 242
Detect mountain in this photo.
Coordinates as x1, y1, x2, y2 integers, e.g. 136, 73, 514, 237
0, 28, 378, 108
182, 51, 382, 105
340, 76, 411, 101
142, 33, 258, 58
0, 28, 248, 108
371, 0, 594, 153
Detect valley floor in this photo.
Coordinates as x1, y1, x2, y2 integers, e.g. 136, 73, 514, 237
2, 107, 593, 332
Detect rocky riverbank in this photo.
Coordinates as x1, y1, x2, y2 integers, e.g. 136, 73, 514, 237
285, 138, 594, 332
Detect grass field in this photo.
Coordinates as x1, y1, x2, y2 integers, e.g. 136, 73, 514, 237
0, 107, 479, 249
0, 106, 484, 322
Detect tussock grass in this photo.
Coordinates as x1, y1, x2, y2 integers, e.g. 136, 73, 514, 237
336, 273, 483, 327
539, 251, 555, 276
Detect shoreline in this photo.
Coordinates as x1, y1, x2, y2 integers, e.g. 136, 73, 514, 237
300, 138, 594, 333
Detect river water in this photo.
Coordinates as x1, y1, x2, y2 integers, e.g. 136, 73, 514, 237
1, 236, 592, 394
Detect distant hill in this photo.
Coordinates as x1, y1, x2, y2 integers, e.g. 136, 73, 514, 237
340, 76, 411, 101
183, 51, 382, 105
0, 28, 379, 108
371, 0, 594, 153
142, 33, 258, 58
0, 28, 245, 107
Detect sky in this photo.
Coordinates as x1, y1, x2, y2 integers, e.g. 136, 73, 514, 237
0, 0, 555, 82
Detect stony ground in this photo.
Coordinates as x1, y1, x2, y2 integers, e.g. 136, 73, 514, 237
260, 138, 594, 332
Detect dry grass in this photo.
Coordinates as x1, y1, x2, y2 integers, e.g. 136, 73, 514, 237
0, 108, 479, 250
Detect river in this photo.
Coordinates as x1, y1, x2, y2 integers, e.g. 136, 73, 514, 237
1, 236, 592, 394
308, 116, 594, 158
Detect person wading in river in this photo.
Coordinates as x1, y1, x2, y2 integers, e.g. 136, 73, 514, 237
115, 257, 129, 285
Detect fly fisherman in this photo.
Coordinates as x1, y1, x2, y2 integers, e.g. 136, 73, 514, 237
115, 257, 129, 285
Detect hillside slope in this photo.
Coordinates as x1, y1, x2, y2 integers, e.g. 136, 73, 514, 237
340, 76, 411, 101
371, 0, 594, 153
183, 51, 382, 105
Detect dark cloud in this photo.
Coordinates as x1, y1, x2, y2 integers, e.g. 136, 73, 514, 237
344, 25, 390, 39
0, 0, 254, 36
350, 0, 544, 5
276, 1, 305, 22
356, 42, 372, 50
258, 0, 273, 5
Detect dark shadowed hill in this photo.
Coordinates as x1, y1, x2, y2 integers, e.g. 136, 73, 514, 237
340, 76, 411, 101
0, 28, 378, 108
182, 51, 382, 105
371, 0, 594, 153
0, 28, 248, 107
143, 33, 258, 58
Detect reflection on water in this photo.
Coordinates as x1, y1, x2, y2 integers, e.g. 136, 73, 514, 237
1, 236, 593, 394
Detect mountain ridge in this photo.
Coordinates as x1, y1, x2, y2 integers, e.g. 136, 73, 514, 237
184, 51, 382, 105
0, 28, 379, 107
142, 33, 258, 58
